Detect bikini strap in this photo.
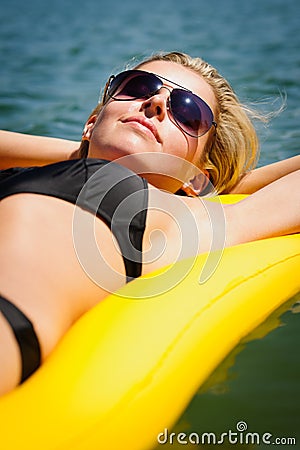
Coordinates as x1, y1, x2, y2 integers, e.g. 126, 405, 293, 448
0, 295, 41, 383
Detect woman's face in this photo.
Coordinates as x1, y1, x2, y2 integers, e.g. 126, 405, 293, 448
85, 61, 217, 191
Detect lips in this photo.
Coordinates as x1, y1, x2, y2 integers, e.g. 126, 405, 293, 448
122, 116, 161, 142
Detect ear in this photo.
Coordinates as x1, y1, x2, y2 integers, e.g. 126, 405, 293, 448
188, 169, 210, 195
82, 115, 97, 141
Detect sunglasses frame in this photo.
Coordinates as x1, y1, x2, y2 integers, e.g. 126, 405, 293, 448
103, 69, 217, 138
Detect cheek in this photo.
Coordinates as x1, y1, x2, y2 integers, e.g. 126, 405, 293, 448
170, 133, 205, 166
163, 124, 189, 158
191, 134, 210, 166
90, 106, 119, 142
94, 105, 114, 130
94, 100, 121, 126
164, 115, 208, 162
90, 101, 135, 140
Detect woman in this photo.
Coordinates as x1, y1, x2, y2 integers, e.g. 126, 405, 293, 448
1, 52, 299, 193
0, 52, 299, 396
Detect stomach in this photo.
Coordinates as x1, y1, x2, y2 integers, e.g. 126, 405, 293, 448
0, 193, 127, 358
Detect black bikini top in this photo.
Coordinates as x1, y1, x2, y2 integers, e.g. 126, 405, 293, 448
0, 159, 149, 281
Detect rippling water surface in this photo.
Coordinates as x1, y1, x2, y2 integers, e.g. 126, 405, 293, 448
1, 0, 299, 446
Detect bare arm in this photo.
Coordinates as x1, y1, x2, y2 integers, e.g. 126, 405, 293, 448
0, 130, 80, 169
229, 155, 300, 194
226, 169, 300, 247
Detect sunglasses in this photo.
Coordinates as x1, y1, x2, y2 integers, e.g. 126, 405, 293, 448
104, 69, 217, 138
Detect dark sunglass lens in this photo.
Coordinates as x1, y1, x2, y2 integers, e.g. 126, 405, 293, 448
171, 90, 213, 137
109, 71, 161, 100
108, 73, 128, 98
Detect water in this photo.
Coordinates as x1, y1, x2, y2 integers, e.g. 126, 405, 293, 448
1, 0, 300, 161
1, 0, 299, 446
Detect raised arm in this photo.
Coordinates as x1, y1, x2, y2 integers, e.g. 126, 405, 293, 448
229, 155, 300, 194
226, 169, 300, 247
0, 130, 80, 169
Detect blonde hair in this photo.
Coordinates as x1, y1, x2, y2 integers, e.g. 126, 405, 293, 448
80, 51, 266, 193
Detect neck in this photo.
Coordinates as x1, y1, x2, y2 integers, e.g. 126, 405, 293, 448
140, 173, 183, 193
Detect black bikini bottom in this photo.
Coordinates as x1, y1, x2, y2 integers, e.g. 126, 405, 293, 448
0, 295, 41, 383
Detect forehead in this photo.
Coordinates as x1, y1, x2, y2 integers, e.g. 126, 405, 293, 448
138, 60, 216, 112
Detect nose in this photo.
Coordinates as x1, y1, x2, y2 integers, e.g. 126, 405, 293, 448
140, 87, 171, 120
